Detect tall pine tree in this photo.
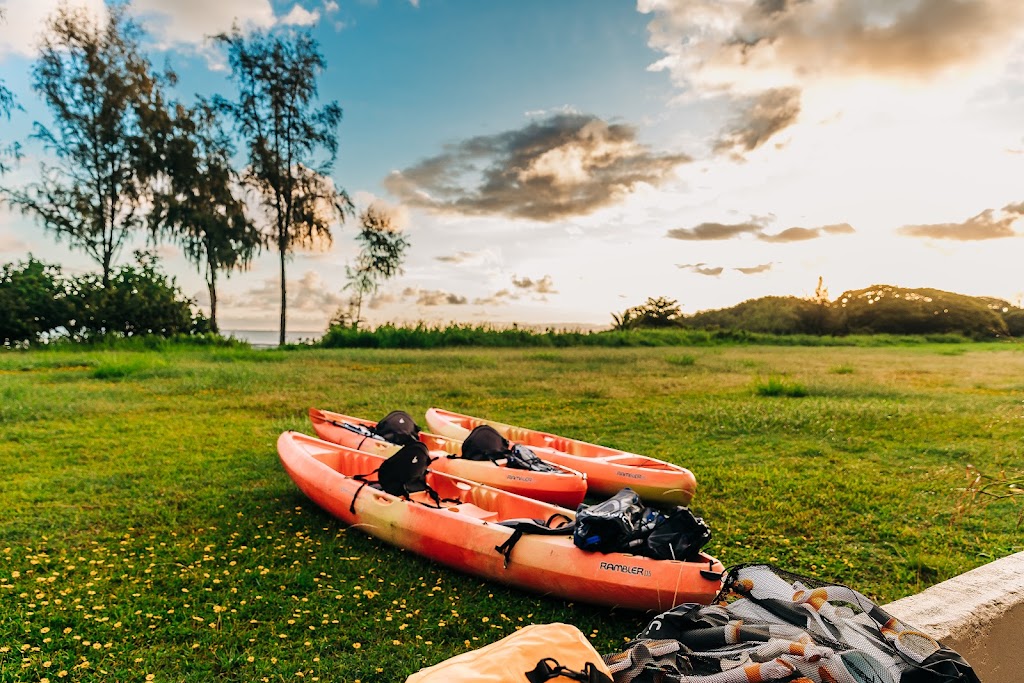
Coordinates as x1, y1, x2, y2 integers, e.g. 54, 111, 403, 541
216, 27, 352, 345
151, 102, 261, 334
8, 4, 173, 285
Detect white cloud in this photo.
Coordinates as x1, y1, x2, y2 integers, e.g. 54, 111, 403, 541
0, 0, 107, 60
0, 1, 321, 66
280, 4, 321, 27
524, 104, 580, 118
131, 0, 276, 49
240, 270, 344, 312
323, 0, 340, 13
434, 249, 501, 267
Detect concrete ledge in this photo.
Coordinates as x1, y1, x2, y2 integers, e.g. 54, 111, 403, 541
884, 551, 1024, 683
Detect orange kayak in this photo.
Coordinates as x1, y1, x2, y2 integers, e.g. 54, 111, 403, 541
308, 408, 587, 508
278, 431, 724, 611
425, 408, 697, 506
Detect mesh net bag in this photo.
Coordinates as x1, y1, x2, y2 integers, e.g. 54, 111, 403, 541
603, 564, 979, 683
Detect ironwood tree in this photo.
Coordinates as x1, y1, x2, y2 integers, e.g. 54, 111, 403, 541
6, 4, 172, 286
0, 79, 16, 175
215, 27, 353, 345
151, 101, 261, 334
0, 7, 20, 174
341, 205, 411, 328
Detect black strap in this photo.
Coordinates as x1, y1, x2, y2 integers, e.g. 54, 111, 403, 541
348, 468, 380, 513
415, 480, 461, 510
329, 419, 381, 452
546, 512, 572, 527
526, 658, 612, 683
495, 528, 526, 569
494, 514, 575, 568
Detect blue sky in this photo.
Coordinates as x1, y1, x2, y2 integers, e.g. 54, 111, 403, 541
3, 0, 1024, 331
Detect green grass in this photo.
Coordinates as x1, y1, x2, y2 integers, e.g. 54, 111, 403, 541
666, 354, 697, 367
1, 343, 1023, 680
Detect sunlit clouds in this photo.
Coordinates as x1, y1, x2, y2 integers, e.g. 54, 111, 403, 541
713, 88, 801, 157
678, 263, 724, 277
735, 263, 773, 275
384, 113, 690, 221
667, 219, 855, 243
898, 204, 1024, 240
639, 0, 1024, 93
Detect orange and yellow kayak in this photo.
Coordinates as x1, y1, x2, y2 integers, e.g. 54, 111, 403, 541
278, 431, 724, 611
309, 408, 587, 508
425, 408, 697, 506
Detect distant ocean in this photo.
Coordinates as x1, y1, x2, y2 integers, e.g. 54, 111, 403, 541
221, 329, 324, 347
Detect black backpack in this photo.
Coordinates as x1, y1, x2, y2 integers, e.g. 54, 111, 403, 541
644, 508, 712, 562
573, 488, 711, 561
460, 425, 561, 473
574, 488, 649, 553
374, 410, 421, 446
376, 441, 432, 497
349, 442, 455, 512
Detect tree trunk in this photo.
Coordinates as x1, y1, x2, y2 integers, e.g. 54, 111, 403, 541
279, 245, 287, 346
207, 267, 219, 335
102, 250, 112, 288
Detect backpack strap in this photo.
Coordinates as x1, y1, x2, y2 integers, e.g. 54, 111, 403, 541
494, 513, 574, 568
526, 658, 612, 683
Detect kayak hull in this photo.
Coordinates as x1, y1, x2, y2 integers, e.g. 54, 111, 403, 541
278, 431, 724, 611
309, 408, 587, 508
425, 408, 697, 506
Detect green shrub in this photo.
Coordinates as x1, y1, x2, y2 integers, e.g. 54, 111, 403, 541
754, 375, 809, 397
682, 295, 827, 335
835, 286, 1007, 338
317, 323, 1008, 350
67, 252, 209, 340
0, 256, 74, 346
0, 252, 212, 346
1003, 308, 1024, 337
91, 358, 149, 379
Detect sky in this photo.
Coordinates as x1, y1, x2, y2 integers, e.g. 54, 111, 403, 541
2, 0, 1024, 332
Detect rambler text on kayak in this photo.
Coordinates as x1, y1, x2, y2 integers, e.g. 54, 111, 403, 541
599, 562, 652, 577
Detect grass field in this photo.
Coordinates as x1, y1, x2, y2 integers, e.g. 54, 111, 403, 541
1, 342, 1023, 681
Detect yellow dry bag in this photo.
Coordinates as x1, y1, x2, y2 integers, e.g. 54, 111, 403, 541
406, 622, 613, 683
